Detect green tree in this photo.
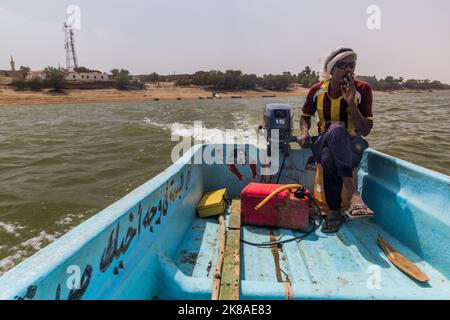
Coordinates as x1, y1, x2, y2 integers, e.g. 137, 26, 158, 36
28, 77, 43, 91
44, 67, 67, 92
223, 70, 242, 89
11, 78, 27, 90
356, 75, 381, 90
297, 66, 319, 88
74, 66, 100, 73
378, 76, 402, 90
262, 74, 292, 91
110, 69, 120, 77
403, 79, 419, 90
114, 69, 130, 90
240, 73, 257, 89
211, 71, 225, 89
192, 71, 205, 85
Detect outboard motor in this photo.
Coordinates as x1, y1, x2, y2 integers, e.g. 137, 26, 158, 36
260, 103, 294, 156
242, 103, 313, 232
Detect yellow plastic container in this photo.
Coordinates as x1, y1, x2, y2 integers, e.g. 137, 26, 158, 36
313, 164, 356, 212
197, 188, 228, 218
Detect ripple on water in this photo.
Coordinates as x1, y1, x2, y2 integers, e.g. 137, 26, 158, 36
0, 93, 449, 275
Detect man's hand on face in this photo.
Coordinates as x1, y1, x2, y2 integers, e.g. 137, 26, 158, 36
341, 73, 356, 105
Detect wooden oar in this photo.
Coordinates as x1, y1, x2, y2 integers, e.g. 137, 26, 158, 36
377, 236, 429, 283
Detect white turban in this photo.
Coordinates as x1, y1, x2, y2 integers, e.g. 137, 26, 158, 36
321, 47, 357, 80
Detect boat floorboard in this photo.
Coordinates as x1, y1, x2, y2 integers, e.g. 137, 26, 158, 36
174, 204, 449, 299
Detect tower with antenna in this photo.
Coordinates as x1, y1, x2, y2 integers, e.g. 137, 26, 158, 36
63, 22, 79, 70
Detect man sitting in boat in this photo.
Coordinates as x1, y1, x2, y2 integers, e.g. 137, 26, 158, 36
299, 47, 374, 233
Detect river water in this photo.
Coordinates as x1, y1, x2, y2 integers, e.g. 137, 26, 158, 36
1, 92, 449, 275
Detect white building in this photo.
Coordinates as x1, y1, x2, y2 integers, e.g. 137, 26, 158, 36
25, 70, 46, 80
66, 71, 110, 82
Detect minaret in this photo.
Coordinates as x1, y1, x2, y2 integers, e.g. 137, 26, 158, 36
10, 56, 16, 71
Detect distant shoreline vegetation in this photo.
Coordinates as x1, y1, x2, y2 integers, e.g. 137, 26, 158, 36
355, 75, 450, 91
8, 66, 450, 92
173, 68, 319, 91
11, 67, 68, 92
167, 67, 450, 92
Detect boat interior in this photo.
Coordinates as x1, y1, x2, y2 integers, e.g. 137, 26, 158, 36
0, 144, 449, 300
159, 145, 450, 299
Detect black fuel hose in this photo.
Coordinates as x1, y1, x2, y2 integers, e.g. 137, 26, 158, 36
276, 152, 287, 184
239, 197, 323, 248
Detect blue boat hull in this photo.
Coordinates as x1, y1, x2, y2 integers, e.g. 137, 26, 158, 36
0, 144, 449, 300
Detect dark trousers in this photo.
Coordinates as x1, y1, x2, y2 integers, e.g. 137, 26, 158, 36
313, 123, 368, 211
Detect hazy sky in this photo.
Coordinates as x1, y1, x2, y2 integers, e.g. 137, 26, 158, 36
1, 0, 450, 83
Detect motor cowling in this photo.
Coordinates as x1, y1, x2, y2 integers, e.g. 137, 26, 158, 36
262, 103, 293, 155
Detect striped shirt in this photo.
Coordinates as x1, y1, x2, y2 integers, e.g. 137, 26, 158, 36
301, 80, 373, 136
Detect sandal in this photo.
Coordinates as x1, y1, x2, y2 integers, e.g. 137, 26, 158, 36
345, 204, 374, 218
321, 213, 344, 233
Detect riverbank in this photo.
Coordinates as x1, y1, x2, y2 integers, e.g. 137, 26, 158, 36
0, 82, 310, 106
1, 82, 449, 106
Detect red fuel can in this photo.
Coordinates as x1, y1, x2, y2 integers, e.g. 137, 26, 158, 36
240, 183, 310, 231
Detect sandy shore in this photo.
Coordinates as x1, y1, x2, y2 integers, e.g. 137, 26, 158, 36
1, 82, 448, 107
0, 82, 310, 107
